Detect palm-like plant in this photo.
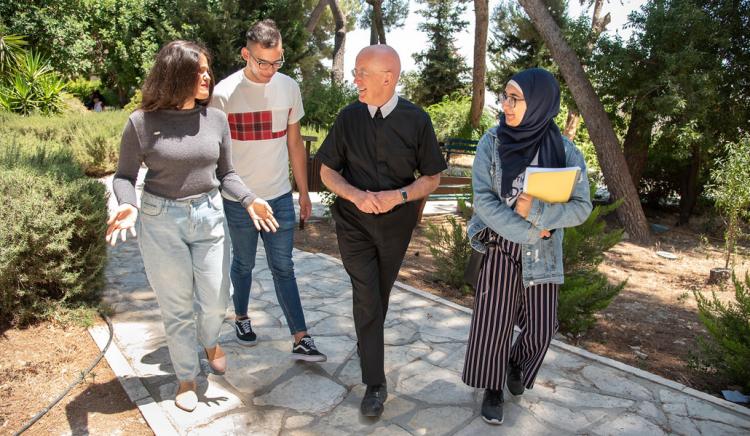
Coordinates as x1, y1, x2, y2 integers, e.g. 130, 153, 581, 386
0, 33, 28, 74
0, 50, 66, 115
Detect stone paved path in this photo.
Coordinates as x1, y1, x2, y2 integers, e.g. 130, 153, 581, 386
92, 238, 750, 436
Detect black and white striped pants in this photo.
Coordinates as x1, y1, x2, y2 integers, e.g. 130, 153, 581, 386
462, 234, 559, 391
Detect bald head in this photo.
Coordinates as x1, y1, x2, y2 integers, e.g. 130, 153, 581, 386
357, 45, 401, 76
354, 45, 401, 107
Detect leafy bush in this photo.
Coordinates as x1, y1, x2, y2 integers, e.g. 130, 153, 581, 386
694, 273, 750, 391
301, 79, 358, 132
123, 89, 142, 113
0, 51, 66, 115
425, 95, 495, 141
0, 150, 108, 326
0, 111, 128, 176
558, 195, 626, 335
66, 77, 102, 103
706, 134, 750, 269
424, 216, 472, 293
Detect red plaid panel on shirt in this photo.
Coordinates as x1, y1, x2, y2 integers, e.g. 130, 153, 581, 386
228, 110, 288, 141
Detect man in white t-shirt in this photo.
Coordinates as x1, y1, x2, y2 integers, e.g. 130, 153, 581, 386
211, 19, 325, 362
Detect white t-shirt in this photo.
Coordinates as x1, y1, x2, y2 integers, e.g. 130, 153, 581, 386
210, 69, 304, 200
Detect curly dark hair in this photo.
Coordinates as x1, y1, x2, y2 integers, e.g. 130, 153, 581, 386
140, 40, 214, 112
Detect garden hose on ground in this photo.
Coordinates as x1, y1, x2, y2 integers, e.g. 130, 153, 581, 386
13, 313, 114, 436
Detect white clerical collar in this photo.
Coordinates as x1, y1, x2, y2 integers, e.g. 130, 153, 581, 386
367, 93, 399, 119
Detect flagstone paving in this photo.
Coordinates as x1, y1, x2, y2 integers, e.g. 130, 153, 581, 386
93, 238, 750, 435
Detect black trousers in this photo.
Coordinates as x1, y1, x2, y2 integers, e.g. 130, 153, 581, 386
333, 199, 419, 385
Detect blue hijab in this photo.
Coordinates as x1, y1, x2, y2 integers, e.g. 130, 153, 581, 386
497, 68, 566, 197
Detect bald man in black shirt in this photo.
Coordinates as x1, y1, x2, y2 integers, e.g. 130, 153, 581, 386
317, 44, 447, 417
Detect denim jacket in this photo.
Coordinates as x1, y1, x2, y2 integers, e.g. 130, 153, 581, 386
467, 126, 592, 287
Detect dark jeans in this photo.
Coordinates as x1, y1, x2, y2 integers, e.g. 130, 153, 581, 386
223, 191, 307, 335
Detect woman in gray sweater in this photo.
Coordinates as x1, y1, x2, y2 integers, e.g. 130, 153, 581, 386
106, 40, 278, 412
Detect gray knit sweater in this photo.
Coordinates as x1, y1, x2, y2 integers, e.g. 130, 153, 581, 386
113, 106, 256, 208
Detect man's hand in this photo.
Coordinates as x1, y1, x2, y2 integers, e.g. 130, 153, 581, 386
298, 192, 312, 221
515, 193, 533, 219
371, 189, 403, 214
106, 203, 138, 246
353, 190, 381, 214
246, 198, 279, 232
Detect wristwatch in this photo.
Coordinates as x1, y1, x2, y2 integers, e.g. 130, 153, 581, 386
399, 188, 408, 204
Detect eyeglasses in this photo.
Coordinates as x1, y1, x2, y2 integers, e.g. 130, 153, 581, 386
249, 52, 284, 71
499, 92, 525, 109
350, 68, 391, 79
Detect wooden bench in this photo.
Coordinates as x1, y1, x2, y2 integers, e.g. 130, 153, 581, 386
417, 174, 472, 223
291, 135, 324, 192
441, 137, 479, 161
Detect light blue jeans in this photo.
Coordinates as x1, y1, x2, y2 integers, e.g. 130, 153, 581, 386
137, 189, 230, 381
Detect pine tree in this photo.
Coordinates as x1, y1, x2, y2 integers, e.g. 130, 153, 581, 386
412, 0, 470, 107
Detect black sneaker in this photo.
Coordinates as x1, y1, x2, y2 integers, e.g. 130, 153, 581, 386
360, 383, 388, 417
481, 389, 504, 425
507, 363, 525, 396
291, 335, 327, 362
234, 318, 257, 346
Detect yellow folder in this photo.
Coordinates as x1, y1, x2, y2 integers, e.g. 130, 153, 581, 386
522, 166, 581, 203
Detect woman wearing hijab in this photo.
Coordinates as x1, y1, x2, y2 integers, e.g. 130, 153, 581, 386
462, 68, 592, 425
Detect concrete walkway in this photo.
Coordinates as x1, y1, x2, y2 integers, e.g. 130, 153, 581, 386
91, 237, 750, 435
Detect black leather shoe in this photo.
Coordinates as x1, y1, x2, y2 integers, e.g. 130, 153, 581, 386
507, 363, 525, 396
360, 383, 388, 417
481, 389, 504, 425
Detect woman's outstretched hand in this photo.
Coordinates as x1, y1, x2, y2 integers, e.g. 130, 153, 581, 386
106, 203, 138, 246
246, 198, 279, 232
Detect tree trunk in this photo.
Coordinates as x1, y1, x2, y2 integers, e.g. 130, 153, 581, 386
563, 0, 610, 141
563, 109, 580, 139
519, 0, 653, 244
470, 0, 489, 129
678, 143, 701, 225
329, 0, 346, 84
305, 0, 329, 33
622, 100, 653, 189
588, 0, 611, 52
367, 0, 387, 44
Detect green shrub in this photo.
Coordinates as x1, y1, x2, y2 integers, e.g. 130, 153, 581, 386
0, 164, 108, 326
707, 134, 750, 269
301, 79, 358, 132
0, 51, 66, 115
558, 195, 626, 335
425, 95, 495, 141
0, 111, 127, 176
123, 89, 142, 113
694, 272, 750, 391
66, 77, 102, 103
424, 216, 472, 293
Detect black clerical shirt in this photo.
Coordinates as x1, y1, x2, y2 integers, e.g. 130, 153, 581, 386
317, 98, 447, 193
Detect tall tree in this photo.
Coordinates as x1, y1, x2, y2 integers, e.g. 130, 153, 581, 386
562, 0, 610, 140
591, 0, 750, 223
305, 0, 348, 83
470, 0, 489, 128
518, 0, 653, 244
330, 0, 347, 83
358, 0, 409, 45
413, 0, 470, 107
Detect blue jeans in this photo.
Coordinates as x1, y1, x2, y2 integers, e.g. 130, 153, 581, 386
137, 189, 230, 382
223, 191, 307, 334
